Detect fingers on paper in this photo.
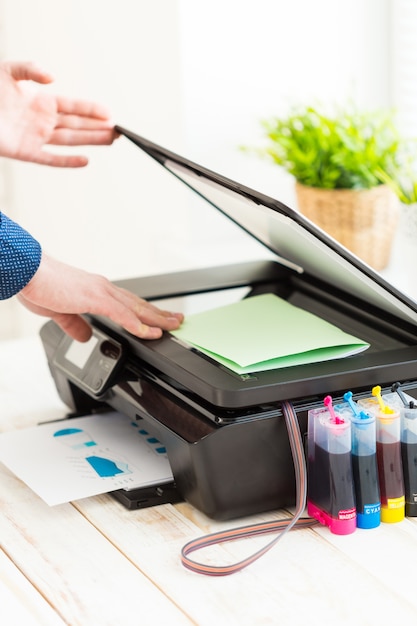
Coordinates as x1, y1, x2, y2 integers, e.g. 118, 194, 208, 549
99, 287, 184, 340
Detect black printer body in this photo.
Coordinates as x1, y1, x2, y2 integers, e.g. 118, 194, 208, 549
40, 128, 417, 520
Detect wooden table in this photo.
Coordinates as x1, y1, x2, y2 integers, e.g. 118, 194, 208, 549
2, 334, 417, 626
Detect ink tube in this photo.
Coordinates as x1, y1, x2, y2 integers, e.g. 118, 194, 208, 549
384, 383, 417, 517
335, 392, 380, 529
307, 396, 356, 535
358, 386, 405, 523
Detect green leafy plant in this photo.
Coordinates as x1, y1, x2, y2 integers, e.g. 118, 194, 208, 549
397, 178, 417, 204
247, 104, 404, 191
379, 142, 417, 204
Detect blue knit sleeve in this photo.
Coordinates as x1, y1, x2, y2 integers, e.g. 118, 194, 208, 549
0, 212, 42, 300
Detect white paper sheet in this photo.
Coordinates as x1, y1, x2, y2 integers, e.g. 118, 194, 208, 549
0, 411, 173, 506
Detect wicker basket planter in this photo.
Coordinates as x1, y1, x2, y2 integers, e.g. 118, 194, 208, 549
295, 183, 400, 271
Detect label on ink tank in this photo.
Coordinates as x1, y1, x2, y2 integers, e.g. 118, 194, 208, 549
338, 507, 356, 521
386, 496, 405, 510
363, 502, 381, 516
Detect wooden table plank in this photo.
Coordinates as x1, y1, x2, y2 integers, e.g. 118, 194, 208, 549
312, 516, 417, 602
0, 466, 193, 626
0, 548, 66, 626
74, 494, 417, 626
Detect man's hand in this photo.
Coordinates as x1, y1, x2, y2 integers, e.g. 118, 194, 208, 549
18, 254, 184, 341
0, 61, 117, 167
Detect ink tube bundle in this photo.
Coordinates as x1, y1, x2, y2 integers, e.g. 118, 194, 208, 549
334, 392, 380, 529
358, 386, 405, 523
307, 396, 356, 535
383, 384, 417, 517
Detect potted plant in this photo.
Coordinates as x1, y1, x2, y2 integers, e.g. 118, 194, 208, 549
245, 104, 404, 270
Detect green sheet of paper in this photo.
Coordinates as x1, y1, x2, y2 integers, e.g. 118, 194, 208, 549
170, 293, 370, 374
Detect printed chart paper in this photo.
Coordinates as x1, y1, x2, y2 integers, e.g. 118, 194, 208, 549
0, 411, 173, 506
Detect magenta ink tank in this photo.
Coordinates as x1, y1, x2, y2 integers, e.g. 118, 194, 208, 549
307, 396, 356, 534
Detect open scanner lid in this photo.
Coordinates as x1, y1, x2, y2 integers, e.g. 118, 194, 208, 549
116, 126, 417, 326
108, 126, 417, 407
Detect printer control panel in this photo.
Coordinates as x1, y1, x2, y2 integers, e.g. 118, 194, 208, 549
52, 328, 124, 396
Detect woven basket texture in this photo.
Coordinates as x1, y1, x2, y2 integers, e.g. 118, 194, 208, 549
295, 183, 399, 270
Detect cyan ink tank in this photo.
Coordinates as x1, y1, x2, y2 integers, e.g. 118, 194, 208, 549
334, 392, 380, 529
307, 396, 356, 535
384, 383, 417, 517
358, 386, 405, 523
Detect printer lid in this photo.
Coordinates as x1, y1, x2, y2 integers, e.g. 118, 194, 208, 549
115, 126, 417, 327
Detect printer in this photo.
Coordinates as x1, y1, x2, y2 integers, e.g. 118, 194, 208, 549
40, 127, 417, 520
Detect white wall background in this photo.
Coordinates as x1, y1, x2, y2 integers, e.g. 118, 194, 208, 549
0, 0, 393, 338
390, 0, 417, 138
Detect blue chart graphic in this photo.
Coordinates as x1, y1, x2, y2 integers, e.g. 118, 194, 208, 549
84, 455, 128, 477
130, 418, 167, 456
53, 427, 132, 478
